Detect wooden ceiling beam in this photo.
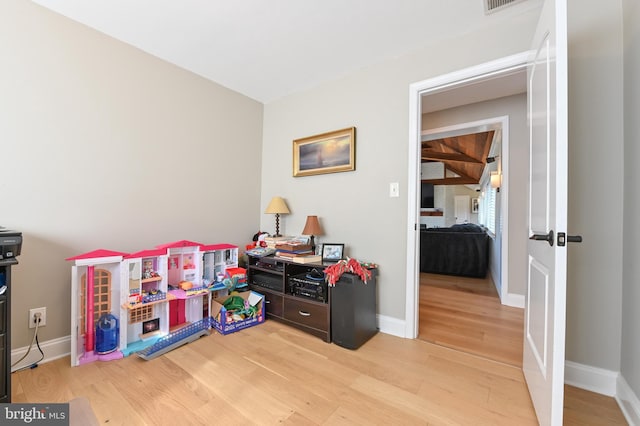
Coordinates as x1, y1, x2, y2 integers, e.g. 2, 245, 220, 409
421, 152, 483, 163
421, 177, 479, 185
422, 139, 450, 151
420, 129, 494, 184
445, 164, 480, 183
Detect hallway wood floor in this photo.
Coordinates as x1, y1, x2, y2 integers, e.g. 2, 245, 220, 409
418, 272, 523, 366
418, 272, 627, 425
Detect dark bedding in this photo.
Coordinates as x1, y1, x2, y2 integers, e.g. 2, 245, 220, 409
420, 223, 489, 278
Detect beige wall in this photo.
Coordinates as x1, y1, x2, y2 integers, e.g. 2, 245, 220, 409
418, 185, 479, 228
4, 1, 632, 402
1, 1, 264, 347
261, 14, 541, 321
622, 0, 640, 401
566, 0, 624, 372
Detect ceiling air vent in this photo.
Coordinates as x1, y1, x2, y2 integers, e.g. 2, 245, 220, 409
484, 0, 527, 14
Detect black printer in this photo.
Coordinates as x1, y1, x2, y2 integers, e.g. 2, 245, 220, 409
0, 228, 20, 402
0, 228, 21, 265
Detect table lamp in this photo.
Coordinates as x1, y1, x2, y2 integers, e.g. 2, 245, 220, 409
265, 196, 290, 237
301, 215, 323, 253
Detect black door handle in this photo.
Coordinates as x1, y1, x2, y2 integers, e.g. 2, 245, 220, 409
558, 232, 583, 246
530, 230, 554, 246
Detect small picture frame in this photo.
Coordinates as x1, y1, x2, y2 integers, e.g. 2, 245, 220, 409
471, 197, 479, 213
322, 243, 344, 262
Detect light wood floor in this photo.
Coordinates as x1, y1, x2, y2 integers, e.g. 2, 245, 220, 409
9, 274, 627, 425
418, 272, 627, 425
13, 320, 540, 425
418, 272, 523, 367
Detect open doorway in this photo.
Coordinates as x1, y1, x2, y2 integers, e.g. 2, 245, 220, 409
405, 52, 530, 346
418, 111, 524, 365
420, 117, 508, 294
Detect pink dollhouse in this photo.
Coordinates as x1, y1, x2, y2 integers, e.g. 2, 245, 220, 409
67, 241, 239, 366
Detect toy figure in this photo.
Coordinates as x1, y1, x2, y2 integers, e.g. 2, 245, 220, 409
183, 254, 195, 269
143, 260, 153, 279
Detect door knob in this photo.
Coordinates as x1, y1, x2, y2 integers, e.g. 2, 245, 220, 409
558, 232, 583, 246
530, 230, 554, 246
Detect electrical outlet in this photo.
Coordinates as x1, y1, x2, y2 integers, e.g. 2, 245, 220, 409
29, 307, 46, 328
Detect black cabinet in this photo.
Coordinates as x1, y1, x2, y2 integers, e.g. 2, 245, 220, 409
331, 269, 378, 349
0, 263, 13, 403
247, 255, 378, 348
0, 229, 22, 402
247, 255, 330, 342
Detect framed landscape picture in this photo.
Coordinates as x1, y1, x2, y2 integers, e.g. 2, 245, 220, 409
293, 127, 356, 177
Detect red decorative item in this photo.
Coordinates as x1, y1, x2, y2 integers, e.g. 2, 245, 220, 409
324, 257, 377, 286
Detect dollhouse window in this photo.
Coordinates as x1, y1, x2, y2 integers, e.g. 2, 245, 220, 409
80, 269, 112, 335
129, 305, 153, 324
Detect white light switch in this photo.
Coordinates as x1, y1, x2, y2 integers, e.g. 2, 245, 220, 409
389, 182, 399, 197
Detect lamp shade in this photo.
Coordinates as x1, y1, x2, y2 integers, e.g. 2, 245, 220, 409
264, 197, 290, 214
490, 171, 501, 189
302, 215, 323, 236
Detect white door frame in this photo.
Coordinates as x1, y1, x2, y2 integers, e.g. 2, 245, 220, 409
405, 51, 529, 339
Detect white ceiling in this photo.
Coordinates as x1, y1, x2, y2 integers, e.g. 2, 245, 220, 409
32, 0, 542, 104
421, 66, 527, 113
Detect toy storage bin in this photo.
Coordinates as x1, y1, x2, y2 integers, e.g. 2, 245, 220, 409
96, 313, 119, 354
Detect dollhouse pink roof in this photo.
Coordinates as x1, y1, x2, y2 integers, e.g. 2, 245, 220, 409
65, 249, 129, 261
155, 240, 204, 249
200, 243, 238, 251
124, 248, 167, 259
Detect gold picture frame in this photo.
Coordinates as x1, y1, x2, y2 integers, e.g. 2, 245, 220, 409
293, 127, 356, 177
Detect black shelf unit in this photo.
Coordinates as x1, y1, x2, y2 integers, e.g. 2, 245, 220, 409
0, 259, 16, 403
0, 229, 21, 403
247, 255, 378, 348
247, 256, 331, 342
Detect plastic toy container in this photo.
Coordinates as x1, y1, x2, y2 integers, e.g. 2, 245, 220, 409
96, 313, 119, 354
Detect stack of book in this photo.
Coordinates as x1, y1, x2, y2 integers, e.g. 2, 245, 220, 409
274, 241, 313, 258
263, 236, 291, 248
273, 240, 321, 263
289, 254, 322, 264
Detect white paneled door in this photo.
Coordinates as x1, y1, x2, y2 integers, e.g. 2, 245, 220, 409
454, 195, 470, 224
523, 0, 568, 424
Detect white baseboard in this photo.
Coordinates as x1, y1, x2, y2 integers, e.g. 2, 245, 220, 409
617, 376, 640, 426
11, 335, 71, 373
502, 293, 524, 308
564, 360, 618, 396
377, 314, 407, 338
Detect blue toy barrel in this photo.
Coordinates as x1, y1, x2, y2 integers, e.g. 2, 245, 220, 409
95, 313, 119, 354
